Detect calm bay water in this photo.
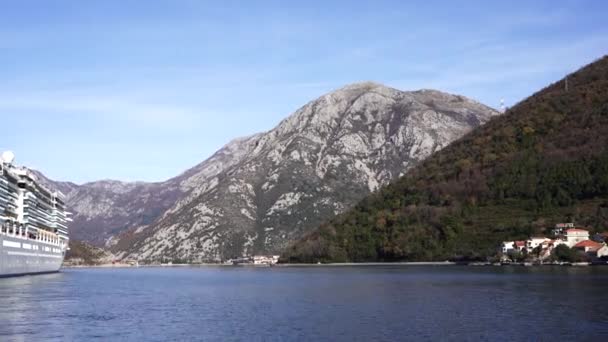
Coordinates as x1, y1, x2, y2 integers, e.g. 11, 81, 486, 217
1, 266, 608, 341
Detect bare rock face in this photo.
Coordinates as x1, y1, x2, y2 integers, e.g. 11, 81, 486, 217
36, 134, 259, 247
105, 82, 499, 262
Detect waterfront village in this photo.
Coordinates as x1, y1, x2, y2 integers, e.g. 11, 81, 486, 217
224, 255, 281, 266
500, 223, 608, 264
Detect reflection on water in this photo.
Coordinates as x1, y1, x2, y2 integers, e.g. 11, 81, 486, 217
1, 266, 608, 341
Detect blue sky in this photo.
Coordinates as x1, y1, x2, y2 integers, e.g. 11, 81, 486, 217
0, 0, 606, 184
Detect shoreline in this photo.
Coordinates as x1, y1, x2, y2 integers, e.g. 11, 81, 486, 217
62, 260, 608, 269
62, 261, 458, 268
275, 261, 457, 267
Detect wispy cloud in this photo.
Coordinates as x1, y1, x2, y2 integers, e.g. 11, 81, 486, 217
0, 89, 212, 134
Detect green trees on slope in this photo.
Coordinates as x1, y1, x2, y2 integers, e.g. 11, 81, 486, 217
282, 56, 608, 263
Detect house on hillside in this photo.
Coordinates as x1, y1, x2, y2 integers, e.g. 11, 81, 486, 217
501, 237, 568, 261
499, 226, 603, 262
573, 240, 608, 259
573, 240, 602, 253
597, 245, 608, 258
552, 223, 575, 236
253, 255, 280, 265
526, 237, 551, 251
538, 239, 568, 260
565, 228, 590, 247
501, 241, 527, 254
501, 241, 515, 254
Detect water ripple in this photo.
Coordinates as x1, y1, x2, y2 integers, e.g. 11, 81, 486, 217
1, 266, 608, 341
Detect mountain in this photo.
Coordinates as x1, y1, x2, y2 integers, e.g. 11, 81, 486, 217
282, 56, 608, 263
34, 135, 259, 246
110, 82, 499, 262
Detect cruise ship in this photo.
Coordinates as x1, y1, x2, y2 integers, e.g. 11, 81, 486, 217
0, 151, 70, 277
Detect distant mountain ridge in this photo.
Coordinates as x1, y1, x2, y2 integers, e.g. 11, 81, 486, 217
34, 134, 259, 246
282, 56, 608, 263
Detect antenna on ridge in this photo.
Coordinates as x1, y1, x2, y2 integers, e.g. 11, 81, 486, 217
565, 76, 569, 92
500, 98, 506, 113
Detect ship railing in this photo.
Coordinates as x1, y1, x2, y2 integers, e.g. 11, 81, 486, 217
0, 222, 63, 246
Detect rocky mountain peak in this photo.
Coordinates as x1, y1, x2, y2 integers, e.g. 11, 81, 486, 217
38, 82, 499, 259
263, 82, 399, 146
328, 81, 397, 99
109, 84, 500, 262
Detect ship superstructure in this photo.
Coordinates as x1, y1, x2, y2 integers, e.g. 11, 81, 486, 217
0, 151, 70, 276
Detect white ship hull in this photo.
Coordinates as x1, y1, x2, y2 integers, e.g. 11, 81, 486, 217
0, 234, 64, 277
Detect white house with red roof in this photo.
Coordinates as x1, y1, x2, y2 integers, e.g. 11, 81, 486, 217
573, 240, 608, 258
565, 228, 590, 247
499, 225, 608, 261
501, 242, 514, 254
501, 237, 568, 260
573, 240, 602, 252
501, 241, 527, 254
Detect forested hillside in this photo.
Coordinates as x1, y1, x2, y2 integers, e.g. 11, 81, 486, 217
65, 240, 114, 265
282, 56, 608, 263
